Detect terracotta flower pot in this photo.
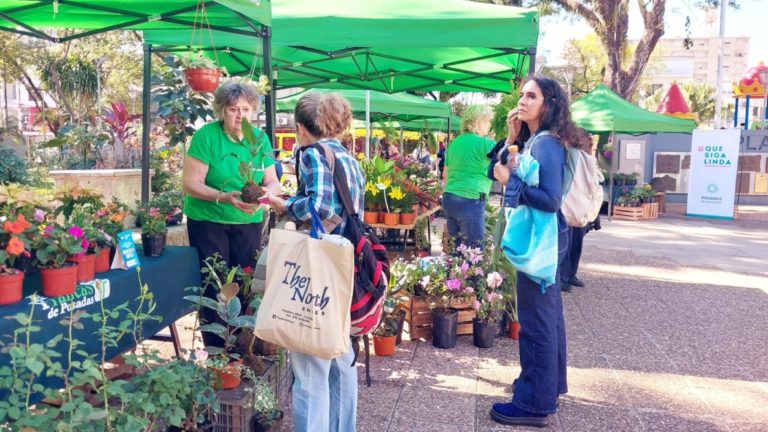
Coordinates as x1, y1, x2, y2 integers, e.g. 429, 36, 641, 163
377, 211, 386, 223
40, 265, 78, 298
184, 68, 221, 92
363, 211, 379, 225
383, 212, 400, 226
508, 321, 521, 340
373, 335, 397, 356
0, 271, 24, 305
68, 254, 96, 282
95, 247, 112, 273
399, 212, 416, 225
214, 367, 241, 390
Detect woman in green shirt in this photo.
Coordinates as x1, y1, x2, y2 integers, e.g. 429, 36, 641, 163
182, 81, 280, 346
443, 104, 496, 249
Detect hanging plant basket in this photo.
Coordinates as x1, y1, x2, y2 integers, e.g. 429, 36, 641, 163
184, 68, 221, 93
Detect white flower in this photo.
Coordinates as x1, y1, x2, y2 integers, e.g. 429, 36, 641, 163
486, 272, 503, 289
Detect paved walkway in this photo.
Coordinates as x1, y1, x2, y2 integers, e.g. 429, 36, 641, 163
272, 205, 768, 431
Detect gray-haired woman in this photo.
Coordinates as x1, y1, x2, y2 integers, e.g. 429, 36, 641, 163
182, 80, 280, 347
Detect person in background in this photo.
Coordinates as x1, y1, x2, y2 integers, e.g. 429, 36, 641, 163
182, 80, 281, 347
442, 105, 496, 249
490, 76, 582, 427
437, 141, 446, 179
267, 92, 363, 432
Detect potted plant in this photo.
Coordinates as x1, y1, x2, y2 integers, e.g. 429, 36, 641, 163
236, 118, 269, 203
414, 218, 430, 257
64, 225, 95, 282
424, 250, 475, 349
135, 207, 168, 257
387, 185, 406, 226
397, 187, 417, 225
247, 373, 284, 432
0, 213, 33, 305
471, 272, 506, 348
372, 301, 400, 356
33, 223, 85, 297
363, 180, 381, 224
182, 51, 224, 93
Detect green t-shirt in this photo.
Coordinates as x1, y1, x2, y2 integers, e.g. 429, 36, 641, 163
184, 121, 275, 224
444, 132, 497, 199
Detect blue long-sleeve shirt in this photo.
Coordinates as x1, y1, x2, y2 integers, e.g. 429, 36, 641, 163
498, 132, 568, 232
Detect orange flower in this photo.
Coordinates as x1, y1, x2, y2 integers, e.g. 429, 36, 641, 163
6, 236, 25, 256
15, 214, 31, 232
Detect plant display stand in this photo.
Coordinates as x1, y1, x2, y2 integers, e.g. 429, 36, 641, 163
402, 296, 477, 340
642, 202, 659, 220
612, 206, 645, 221
213, 357, 292, 432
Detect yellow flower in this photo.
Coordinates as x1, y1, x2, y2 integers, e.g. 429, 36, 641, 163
388, 186, 405, 201
379, 176, 392, 189
365, 182, 379, 196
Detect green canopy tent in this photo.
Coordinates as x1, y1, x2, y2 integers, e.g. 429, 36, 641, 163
276, 89, 450, 123
570, 84, 697, 218
144, 0, 539, 152
0, 0, 272, 202
277, 89, 452, 157
146, 0, 539, 93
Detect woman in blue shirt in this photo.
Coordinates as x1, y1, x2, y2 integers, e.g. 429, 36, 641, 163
490, 77, 582, 427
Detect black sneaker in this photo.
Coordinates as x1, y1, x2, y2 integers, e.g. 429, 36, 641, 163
561, 282, 572, 293
569, 276, 585, 287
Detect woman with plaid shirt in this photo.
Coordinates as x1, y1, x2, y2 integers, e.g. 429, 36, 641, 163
268, 92, 363, 432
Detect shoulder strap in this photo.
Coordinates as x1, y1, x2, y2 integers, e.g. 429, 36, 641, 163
315, 142, 358, 218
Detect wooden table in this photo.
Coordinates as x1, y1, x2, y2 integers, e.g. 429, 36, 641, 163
367, 206, 441, 255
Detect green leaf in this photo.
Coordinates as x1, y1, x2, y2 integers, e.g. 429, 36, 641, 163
198, 323, 227, 338
226, 296, 242, 322
87, 409, 109, 421
46, 334, 64, 348
183, 295, 220, 311
25, 358, 44, 375
241, 117, 257, 145
231, 315, 256, 329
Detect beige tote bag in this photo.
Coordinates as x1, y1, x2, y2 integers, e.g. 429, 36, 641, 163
254, 227, 354, 359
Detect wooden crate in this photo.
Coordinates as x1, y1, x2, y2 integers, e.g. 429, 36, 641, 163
403, 296, 477, 340
212, 357, 292, 432
613, 206, 645, 221
642, 202, 659, 220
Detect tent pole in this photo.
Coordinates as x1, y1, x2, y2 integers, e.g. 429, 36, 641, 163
607, 132, 615, 221
733, 97, 739, 128
447, 117, 451, 145
399, 127, 404, 153
365, 90, 371, 159
141, 43, 152, 204
262, 25, 276, 148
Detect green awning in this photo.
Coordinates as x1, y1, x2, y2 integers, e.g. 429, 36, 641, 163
145, 0, 539, 93
277, 89, 451, 122
0, 0, 271, 42
571, 85, 697, 134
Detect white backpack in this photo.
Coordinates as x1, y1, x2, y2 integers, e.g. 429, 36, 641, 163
561, 149, 604, 228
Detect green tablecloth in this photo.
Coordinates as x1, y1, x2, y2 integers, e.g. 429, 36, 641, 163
0, 246, 201, 403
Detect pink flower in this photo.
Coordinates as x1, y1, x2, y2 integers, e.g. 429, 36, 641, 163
459, 262, 469, 276
148, 207, 161, 218
68, 226, 84, 239
33, 209, 45, 223
95, 209, 107, 218
446, 278, 461, 291
81, 237, 89, 251
474, 267, 484, 277
43, 224, 54, 236
469, 252, 483, 265
472, 300, 481, 311
486, 272, 503, 289
465, 287, 474, 294
193, 348, 209, 365
420, 275, 430, 287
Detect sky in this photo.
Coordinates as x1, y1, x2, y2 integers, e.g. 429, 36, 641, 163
538, 0, 768, 68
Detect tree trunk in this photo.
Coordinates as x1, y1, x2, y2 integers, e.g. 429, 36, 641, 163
555, 0, 666, 100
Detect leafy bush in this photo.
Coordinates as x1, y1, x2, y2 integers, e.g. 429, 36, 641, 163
0, 147, 28, 184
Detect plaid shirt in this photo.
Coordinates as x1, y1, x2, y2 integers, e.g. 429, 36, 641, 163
287, 138, 365, 233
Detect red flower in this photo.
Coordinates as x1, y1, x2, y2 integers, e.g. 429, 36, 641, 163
6, 236, 25, 256
242, 266, 253, 274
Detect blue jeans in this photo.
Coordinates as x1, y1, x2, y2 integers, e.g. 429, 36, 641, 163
290, 340, 358, 432
442, 192, 486, 249
512, 228, 569, 414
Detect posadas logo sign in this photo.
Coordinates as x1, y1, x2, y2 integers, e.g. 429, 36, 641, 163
698, 145, 732, 167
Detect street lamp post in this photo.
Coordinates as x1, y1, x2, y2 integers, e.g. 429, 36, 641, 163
760, 70, 768, 129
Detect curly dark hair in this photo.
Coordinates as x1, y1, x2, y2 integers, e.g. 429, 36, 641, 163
525, 76, 584, 149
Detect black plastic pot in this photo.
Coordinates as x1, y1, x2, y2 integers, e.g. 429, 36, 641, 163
432, 309, 458, 349
141, 233, 166, 257
250, 409, 284, 432
472, 318, 496, 348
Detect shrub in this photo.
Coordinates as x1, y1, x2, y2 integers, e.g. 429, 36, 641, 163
0, 147, 28, 184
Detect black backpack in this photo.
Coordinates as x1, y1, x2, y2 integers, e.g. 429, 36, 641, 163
296, 143, 390, 338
